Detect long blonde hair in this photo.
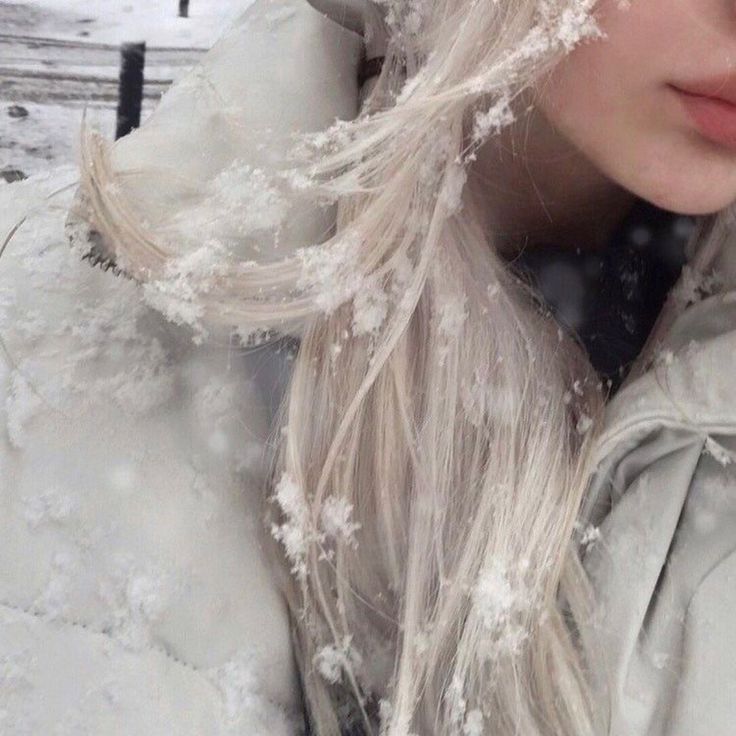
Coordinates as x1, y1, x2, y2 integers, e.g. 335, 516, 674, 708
75, 0, 725, 733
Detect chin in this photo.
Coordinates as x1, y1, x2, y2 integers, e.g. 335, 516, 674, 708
648, 188, 736, 217
628, 167, 736, 216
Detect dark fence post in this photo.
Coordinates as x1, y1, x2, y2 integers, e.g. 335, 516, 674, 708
115, 42, 145, 140
179, 0, 190, 18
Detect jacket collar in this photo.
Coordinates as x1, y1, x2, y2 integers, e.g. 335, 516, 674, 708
594, 220, 736, 466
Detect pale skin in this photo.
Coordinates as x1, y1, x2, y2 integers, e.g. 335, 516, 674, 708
470, 0, 736, 254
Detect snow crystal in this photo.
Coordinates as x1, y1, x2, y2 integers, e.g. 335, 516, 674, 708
142, 240, 230, 343
378, 699, 393, 731
576, 413, 593, 435
390, 250, 414, 297
414, 629, 430, 656
435, 289, 468, 366
473, 561, 516, 629
97, 555, 178, 651
446, 674, 468, 730
463, 709, 484, 736
471, 558, 532, 657
314, 636, 361, 685
184, 161, 288, 245
438, 163, 468, 215
314, 645, 344, 684
0, 647, 35, 709
703, 436, 734, 467
21, 488, 78, 528
671, 265, 721, 307
459, 365, 515, 428
574, 521, 601, 551
510, 26, 553, 66
437, 292, 468, 339
657, 349, 675, 367
320, 497, 361, 545
204, 648, 297, 736
351, 274, 389, 337
554, 5, 603, 51
472, 95, 515, 143
270, 472, 310, 578
33, 548, 78, 621
5, 370, 44, 450
296, 231, 365, 315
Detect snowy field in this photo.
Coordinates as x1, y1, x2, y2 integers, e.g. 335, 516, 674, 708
0, 0, 254, 178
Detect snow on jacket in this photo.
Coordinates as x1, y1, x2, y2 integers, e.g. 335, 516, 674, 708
2, 0, 736, 734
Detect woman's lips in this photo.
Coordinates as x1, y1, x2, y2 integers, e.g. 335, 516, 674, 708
670, 83, 736, 150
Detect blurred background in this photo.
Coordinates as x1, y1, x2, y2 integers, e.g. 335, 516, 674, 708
0, 0, 251, 180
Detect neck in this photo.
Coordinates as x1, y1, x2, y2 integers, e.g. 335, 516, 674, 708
467, 98, 637, 256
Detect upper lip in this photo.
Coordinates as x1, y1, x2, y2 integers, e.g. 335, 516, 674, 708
670, 75, 736, 106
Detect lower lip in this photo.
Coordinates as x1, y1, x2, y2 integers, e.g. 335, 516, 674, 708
671, 85, 736, 150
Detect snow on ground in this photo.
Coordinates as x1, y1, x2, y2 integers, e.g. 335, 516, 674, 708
3, 0, 253, 48
1, 0, 254, 177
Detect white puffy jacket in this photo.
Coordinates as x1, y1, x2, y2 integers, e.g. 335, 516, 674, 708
3, 1, 736, 734
0, 1, 363, 733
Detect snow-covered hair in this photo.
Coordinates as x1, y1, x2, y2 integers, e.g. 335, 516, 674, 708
71, 0, 726, 733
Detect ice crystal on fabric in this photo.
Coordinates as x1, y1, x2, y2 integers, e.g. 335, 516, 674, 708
33, 549, 79, 621
97, 555, 178, 651
671, 265, 722, 307
5, 371, 44, 450
142, 240, 230, 343
185, 160, 288, 244
704, 436, 734, 467
21, 488, 79, 528
204, 648, 297, 736
574, 520, 601, 551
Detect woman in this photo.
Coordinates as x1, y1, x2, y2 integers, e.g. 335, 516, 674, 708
2, 0, 736, 734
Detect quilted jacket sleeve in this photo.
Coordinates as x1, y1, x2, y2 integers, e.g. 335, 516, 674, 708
0, 170, 305, 734
0, 2, 365, 731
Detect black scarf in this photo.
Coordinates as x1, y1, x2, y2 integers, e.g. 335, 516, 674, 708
513, 199, 694, 393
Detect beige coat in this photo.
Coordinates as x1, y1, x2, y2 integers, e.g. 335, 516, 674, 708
1, 0, 735, 733
580, 240, 736, 735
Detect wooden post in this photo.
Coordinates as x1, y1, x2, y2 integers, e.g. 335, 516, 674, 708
115, 42, 145, 140
179, 0, 190, 18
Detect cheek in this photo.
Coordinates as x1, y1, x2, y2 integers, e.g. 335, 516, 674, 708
535, 20, 736, 215
536, 11, 656, 157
